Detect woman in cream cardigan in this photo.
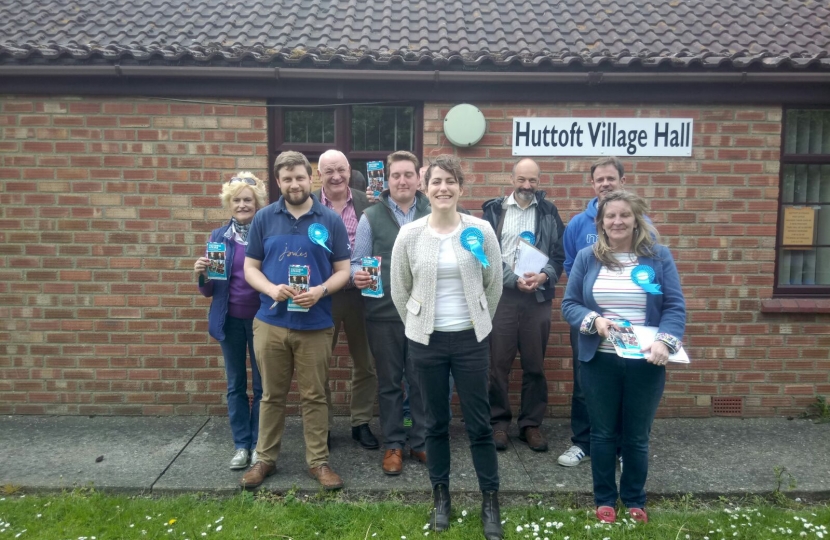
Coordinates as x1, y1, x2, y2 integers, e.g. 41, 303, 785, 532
391, 155, 504, 540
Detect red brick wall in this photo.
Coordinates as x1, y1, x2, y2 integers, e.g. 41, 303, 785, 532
0, 96, 273, 414
424, 103, 830, 418
1, 96, 828, 417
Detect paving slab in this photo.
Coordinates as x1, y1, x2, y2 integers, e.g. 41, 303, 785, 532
0, 415, 208, 493
510, 420, 593, 494
155, 417, 532, 495
3, 415, 828, 499
646, 418, 830, 497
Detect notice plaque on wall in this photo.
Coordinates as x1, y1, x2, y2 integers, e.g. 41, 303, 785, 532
512, 117, 693, 157
781, 206, 816, 247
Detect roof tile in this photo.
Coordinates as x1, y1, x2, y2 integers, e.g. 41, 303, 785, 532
1, 0, 828, 70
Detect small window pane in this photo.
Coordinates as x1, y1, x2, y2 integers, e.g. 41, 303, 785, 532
352, 106, 414, 152
284, 110, 334, 144
779, 248, 830, 286
781, 164, 830, 204
785, 109, 830, 155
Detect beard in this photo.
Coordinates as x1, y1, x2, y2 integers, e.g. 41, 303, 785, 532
283, 189, 310, 206
515, 189, 535, 203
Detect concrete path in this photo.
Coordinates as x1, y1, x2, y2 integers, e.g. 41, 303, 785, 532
1, 416, 828, 498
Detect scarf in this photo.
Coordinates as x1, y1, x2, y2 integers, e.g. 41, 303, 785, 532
231, 217, 251, 243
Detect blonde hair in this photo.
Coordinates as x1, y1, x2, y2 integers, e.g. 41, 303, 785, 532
220, 171, 267, 210
593, 191, 660, 271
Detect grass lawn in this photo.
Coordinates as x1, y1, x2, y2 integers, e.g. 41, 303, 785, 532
0, 489, 828, 540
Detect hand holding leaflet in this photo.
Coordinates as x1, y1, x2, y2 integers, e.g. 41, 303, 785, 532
513, 238, 549, 278
632, 325, 689, 363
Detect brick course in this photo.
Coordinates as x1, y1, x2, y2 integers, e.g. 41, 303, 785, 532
1, 97, 828, 418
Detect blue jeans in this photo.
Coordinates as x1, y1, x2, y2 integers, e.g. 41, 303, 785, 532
579, 351, 665, 508
569, 327, 592, 453
219, 316, 262, 451
409, 330, 499, 492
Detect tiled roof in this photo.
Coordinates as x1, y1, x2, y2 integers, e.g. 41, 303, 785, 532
1, 0, 828, 71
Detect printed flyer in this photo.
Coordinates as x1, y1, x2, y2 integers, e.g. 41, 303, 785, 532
608, 319, 645, 359
361, 256, 383, 298
287, 265, 310, 312
367, 161, 386, 196
206, 242, 227, 280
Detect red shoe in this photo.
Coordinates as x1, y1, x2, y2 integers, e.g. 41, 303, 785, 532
628, 508, 648, 523
596, 506, 616, 523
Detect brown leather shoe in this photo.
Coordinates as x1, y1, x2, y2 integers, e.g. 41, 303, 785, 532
382, 449, 403, 475
409, 448, 427, 464
240, 461, 275, 489
493, 430, 509, 451
519, 426, 548, 452
308, 463, 344, 490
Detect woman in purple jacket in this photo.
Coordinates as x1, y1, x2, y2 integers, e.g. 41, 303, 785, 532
194, 172, 267, 469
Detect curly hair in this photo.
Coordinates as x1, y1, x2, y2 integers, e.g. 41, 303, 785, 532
220, 171, 267, 210
593, 191, 660, 271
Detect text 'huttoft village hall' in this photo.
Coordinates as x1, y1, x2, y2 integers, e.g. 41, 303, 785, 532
512, 117, 694, 157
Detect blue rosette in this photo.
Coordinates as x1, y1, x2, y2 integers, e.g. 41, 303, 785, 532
308, 223, 333, 253
460, 227, 489, 268
519, 231, 536, 245
631, 264, 662, 295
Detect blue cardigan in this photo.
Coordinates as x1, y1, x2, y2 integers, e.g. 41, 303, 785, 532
561, 244, 686, 362
197, 221, 238, 342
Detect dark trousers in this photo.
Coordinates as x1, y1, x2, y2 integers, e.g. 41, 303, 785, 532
326, 287, 377, 427
219, 316, 262, 451
579, 351, 665, 508
410, 330, 499, 492
488, 288, 551, 431
569, 326, 592, 453
368, 320, 426, 452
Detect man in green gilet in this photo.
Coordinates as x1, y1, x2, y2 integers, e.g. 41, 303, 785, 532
352, 150, 430, 476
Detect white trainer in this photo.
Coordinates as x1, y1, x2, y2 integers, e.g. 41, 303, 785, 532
250, 450, 259, 466
557, 445, 588, 467
229, 448, 251, 470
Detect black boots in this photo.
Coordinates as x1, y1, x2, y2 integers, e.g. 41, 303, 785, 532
431, 484, 451, 531
481, 490, 503, 540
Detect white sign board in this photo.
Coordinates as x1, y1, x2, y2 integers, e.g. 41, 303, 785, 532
512, 117, 693, 157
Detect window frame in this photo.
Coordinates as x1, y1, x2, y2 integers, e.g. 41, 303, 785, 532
773, 105, 830, 298
267, 102, 423, 198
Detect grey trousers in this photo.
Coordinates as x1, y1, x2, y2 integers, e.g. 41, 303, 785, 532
367, 319, 426, 452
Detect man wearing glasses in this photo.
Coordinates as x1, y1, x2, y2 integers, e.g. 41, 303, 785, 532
312, 149, 380, 451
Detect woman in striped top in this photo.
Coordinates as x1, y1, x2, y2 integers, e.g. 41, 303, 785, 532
561, 191, 686, 525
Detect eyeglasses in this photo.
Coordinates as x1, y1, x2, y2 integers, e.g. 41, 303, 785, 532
229, 177, 257, 186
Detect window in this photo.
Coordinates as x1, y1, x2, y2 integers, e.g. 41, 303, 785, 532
269, 104, 422, 197
775, 108, 830, 296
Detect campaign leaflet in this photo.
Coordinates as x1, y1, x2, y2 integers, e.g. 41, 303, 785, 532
287, 265, 310, 312
206, 242, 227, 280
361, 256, 383, 298
608, 319, 645, 359
367, 161, 386, 196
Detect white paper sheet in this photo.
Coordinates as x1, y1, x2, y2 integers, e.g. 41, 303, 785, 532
513, 238, 549, 277
631, 325, 690, 363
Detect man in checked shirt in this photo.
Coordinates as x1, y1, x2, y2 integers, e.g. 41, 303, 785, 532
313, 149, 380, 452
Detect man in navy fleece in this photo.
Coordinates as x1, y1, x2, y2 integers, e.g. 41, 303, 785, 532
557, 156, 627, 468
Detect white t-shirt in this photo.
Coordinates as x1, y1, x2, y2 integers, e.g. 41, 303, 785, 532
430, 224, 473, 332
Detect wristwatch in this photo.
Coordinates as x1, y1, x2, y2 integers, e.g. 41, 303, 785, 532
320, 284, 329, 297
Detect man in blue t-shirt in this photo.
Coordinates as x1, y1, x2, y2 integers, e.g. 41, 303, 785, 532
558, 156, 627, 468
240, 151, 351, 491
